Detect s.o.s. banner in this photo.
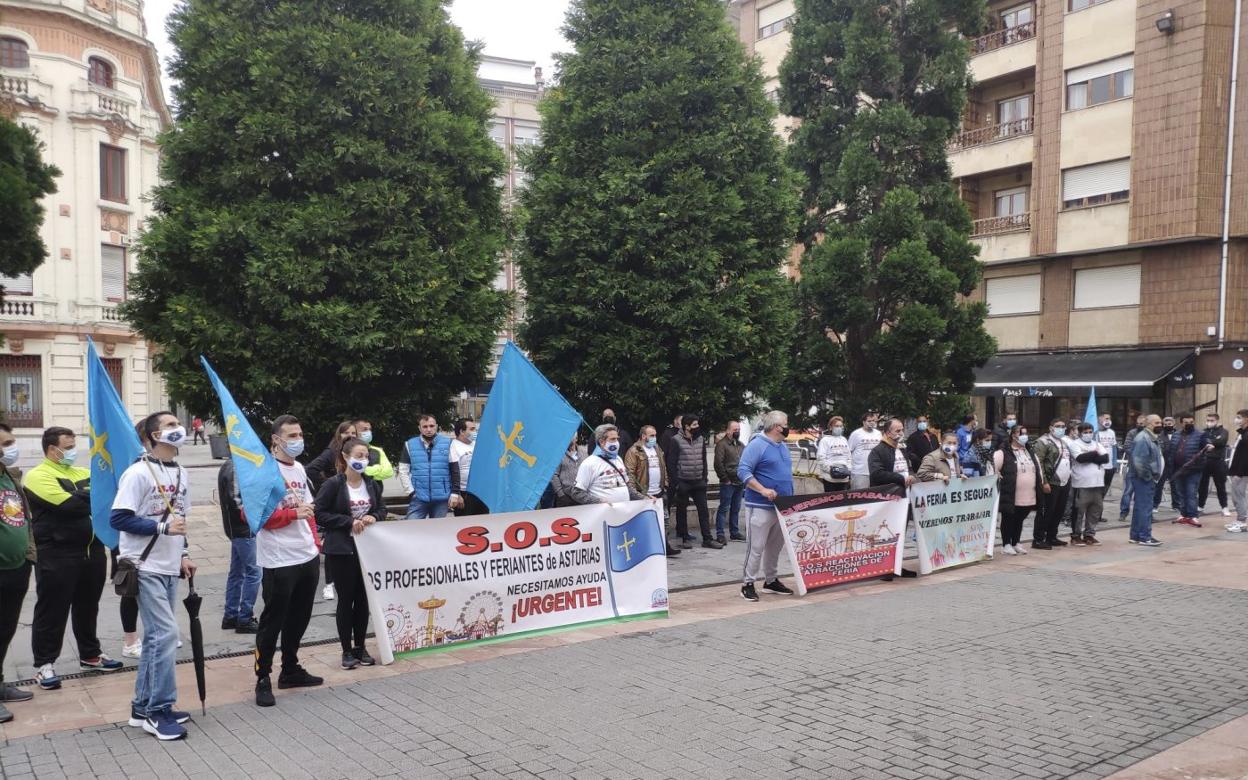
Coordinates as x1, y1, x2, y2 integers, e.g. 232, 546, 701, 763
774, 485, 908, 595
354, 501, 669, 663
909, 476, 999, 575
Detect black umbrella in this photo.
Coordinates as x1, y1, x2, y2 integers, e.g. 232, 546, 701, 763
183, 576, 207, 715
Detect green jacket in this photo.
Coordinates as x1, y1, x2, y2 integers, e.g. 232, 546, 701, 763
1031, 434, 1068, 485
22, 459, 95, 556
365, 444, 395, 482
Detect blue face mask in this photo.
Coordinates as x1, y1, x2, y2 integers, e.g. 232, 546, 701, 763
832, 426, 843, 436
1006, 419, 1017, 429
282, 439, 305, 458
359, 430, 373, 444
603, 441, 620, 457
645, 437, 656, 449
468, 431, 478, 443
916, 422, 928, 431
58, 447, 78, 465
1017, 435, 1029, 445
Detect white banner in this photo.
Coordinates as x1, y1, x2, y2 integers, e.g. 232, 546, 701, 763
355, 501, 670, 663
909, 476, 999, 575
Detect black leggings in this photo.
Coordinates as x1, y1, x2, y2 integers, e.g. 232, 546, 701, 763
0, 562, 31, 682
1001, 506, 1033, 546
324, 555, 369, 653
110, 549, 138, 633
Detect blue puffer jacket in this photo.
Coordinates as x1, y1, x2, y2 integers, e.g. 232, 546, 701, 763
1167, 428, 1209, 475
406, 434, 452, 503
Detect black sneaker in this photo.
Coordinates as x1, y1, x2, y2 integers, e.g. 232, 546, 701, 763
341, 652, 360, 670
729, 533, 747, 542
900, 569, 918, 578
0, 683, 32, 703
255, 676, 275, 707
277, 666, 324, 689
665, 545, 681, 557
715, 535, 728, 545
220, 617, 237, 630
680, 539, 693, 550
762, 579, 793, 595
702, 539, 725, 550
353, 648, 375, 667
741, 583, 759, 602
234, 618, 259, 634
1049, 538, 1068, 547
1032, 541, 1053, 550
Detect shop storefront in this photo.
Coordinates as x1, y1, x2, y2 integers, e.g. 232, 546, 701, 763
972, 348, 1195, 432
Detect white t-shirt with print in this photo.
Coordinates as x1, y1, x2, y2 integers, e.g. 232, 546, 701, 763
575, 455, 632, 503
848, 428, 883, 476
348, 480, 371, 520
256, 460, 318, 569
114, 458, 190, 577
645, 447, 662, 496
449, 439, 474, 490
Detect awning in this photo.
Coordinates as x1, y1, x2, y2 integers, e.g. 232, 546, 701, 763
973, 348, 1194, 398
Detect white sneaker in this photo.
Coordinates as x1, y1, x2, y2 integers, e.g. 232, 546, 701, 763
122, 642, 142, 659
35, 663, 60, 690
1223, 507, 1233, 517
1002, 545, 1018, 556
176, 637, 183, 649
1013, 544, 1029, 555
323, 584, 336, 601
1227, 522, 1246, 533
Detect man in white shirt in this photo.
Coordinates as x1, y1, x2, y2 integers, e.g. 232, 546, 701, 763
449, 418, 481, 515
1096, 414, 1118, 496
571, 425, 645, 505
254, 415, 323, 708
847, 412, 882, 490
1068, 422, 1110, 545
815, 415, 850, 492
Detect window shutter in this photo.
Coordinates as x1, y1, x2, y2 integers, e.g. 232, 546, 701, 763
1073, 265, 1141, 309
757, 1, 792, 29
1066, 55, 1133, 85
1062, 158, 1131, 201
0, 274, 33, 295
102, 245, 126, 301
985, 275, 1042, 316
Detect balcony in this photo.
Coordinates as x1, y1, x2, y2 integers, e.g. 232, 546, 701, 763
969, 23, 1036, 82
972, 214, 1032, 264
949, 118, 1034, 178
972, 213, 1030, 236
951, 116, 1033, 151
70, 80, 138, 124
75, 302, 128, 326
0, 69, 55, 111
971, 22, 1036, 55
0, 299, 58, 322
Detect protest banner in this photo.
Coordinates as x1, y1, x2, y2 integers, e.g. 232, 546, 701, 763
774, 485, 908, 595
354, 500, 669, 663
909, 476, 999, 575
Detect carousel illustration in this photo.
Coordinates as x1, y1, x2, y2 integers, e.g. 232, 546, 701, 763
786, 508, 897, 562
388, 591, 506, 652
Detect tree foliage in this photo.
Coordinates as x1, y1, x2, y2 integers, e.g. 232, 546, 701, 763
517, 0, 799, 431
778, 0, 996, 428
0, 118, 59, 285
124, 0, 507, 445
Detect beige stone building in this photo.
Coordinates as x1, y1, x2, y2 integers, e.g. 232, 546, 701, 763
731, 0, 1247, 430
0, 0, 171, 451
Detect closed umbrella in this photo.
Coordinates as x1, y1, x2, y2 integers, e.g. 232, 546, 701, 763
182, 576, 207, 715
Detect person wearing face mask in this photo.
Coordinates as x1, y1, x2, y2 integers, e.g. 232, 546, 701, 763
254, 415, 324, 707
905, 415, 938, 473
738, 410, 795, 601
816, 416, 851, 492
623, 427, 680, 558
1224, 411, 1248, 533
314, 438, 382, 670
217, 458, 259, 634
712, 421, 745, 544
1061, 419, 1083, 528
305, 421, 357, 495
1154, 416, 1179, 514
956, 415, 978, 475
24, 426, 122, 692
1067, 423, 1109, 546
1166, 412, 1209, 528
1117, 415, 1148, 522
992, 426, 1045, 554
110, 412, 195, 740
868, 418, 915, 491
551, 437, 583, 508
351, 419, 394, 482
972, 429, 996, 477
848, 413, 882, 490
571, 425, 646, 505
1096, 414, 1119, 497
398, 414, 462, 519
992, 413, 1018, 451
1198, 413, 1230, 518
667, 415, 721, 550
0, 424, 35, 722
1126, 415, 1165, 547
1031, 419, 1072, 548
449, 418, 485, 516
917, 432, 963, 482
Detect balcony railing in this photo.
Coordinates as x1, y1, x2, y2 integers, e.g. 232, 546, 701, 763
0, 299, 57, 321
971, 21, 1036, 55
950, 116, 1034, 151
972, 213, 1030, 236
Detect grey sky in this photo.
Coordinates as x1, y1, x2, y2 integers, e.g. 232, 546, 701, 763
141, 0, 572, 86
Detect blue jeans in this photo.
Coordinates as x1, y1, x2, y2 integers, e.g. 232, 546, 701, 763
1129, 476, 1156, 542
223, 537, 260, 622
406, 498, 449, 519
715, 483, 743, 537
133, 572, 178, 717
1173, 470, 1201, 518
1119, 474, 1134, 516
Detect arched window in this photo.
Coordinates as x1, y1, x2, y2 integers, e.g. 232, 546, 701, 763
0, 37, 30, 69
87, 56, 114, 88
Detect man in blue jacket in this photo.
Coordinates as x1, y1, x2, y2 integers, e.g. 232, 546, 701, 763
737, 410, 795, 602
398, 415, 463, 519
1167, 412, 1210, 527
1128, 415, 1164, 546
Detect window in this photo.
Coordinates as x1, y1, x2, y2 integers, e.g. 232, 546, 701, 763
488, 121, 506, 150
995, 94, 1032, 136
100, 144, 126, 202
1062, 158, 1130, 209
1066, 55, 1133, 110
1000, 3, 1034, 28
757, 2, 793, 39
0, 273, 33, 296
102, 357, 124, 396
513, 121, 540, 147
87, 56, 114, 89
985, 275, 1041, 316
1069, 0, 1112, 10
0, 37, 29, 69
758, 16, 792, 38
0, 355, 43, 428
102, 244, 126, 301
994, 187, 1028, 217
1073, 265, 1141, 310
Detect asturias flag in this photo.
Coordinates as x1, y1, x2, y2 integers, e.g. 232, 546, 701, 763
85, 339, 144, 549
1084, 387, 1099, 427
607, 509, 666, 573
200, 356, 287, 534
467, 341, 582, 513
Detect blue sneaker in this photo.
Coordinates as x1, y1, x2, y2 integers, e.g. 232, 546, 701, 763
131, 707, 191, 726
35, 664, 60, 690
169, 709, 191, 724
143, 709, 187, 741
80, 654, 124, 672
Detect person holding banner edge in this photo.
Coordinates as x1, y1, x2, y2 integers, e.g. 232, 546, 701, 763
738, 410, 795, 602
993, 425, 1045, 555
916, 432, 963, 483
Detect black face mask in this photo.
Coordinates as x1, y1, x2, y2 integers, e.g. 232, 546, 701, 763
603, 416, 615, 425
779, 426, 790, 438
1183, 423, 1195, 433
1163, 425, 1175, 432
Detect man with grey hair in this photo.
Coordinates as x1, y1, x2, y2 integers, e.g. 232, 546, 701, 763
737, 410, 795, 602
571, 424, 645, 505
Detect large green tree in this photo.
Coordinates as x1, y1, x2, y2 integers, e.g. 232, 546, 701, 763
517, 0, 799, 430
0, 118, 59, 285
125, 0, 507, 444
779, 0, 996, 427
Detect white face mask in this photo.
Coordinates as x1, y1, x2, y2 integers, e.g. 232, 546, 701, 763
0, 445, 18, 467
1081, 433, 1094, 443
1237, 417, 1245, 428
347, 458, 368, 473
158, 426, 187, 447
941, 444, 956, 455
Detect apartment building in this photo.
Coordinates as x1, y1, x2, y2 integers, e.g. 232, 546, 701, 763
0, 0, 171, 449
731, 0, 1247, 430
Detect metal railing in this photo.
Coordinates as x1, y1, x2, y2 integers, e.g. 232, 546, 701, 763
950, 115, 1033, 150
971, 20, 1037, 55
972, 213, 1030, 236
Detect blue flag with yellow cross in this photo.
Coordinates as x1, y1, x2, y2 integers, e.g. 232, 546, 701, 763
86, 338, 144, 550
467, 341, 582, 513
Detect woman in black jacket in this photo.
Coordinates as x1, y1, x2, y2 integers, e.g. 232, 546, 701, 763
314, 438, 383, 670
305, 420, 358, 494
